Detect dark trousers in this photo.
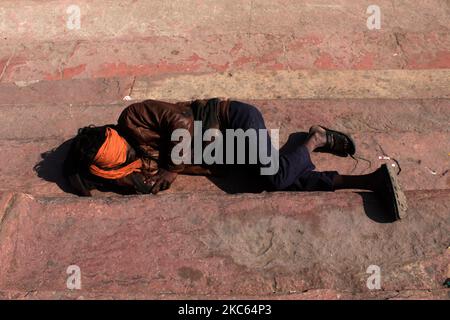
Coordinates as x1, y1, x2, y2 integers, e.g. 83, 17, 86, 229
227, 101, 338, 191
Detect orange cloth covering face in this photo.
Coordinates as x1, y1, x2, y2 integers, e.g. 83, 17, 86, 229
89, 127, 142, 179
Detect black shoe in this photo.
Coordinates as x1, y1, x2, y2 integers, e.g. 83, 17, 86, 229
311, 126, 356, 157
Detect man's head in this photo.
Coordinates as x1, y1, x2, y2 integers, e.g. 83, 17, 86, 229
64, 125, 145, 196
88, 126, 141, 179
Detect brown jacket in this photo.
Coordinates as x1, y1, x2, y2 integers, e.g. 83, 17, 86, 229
117, 99, 230, 176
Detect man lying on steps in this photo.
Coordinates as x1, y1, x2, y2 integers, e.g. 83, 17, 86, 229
63, 98, 407, 220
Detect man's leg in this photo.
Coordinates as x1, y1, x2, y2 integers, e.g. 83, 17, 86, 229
227, 102, 406, 210
293, 126, 408, 219
332, 172, 379, 191
228, 101, 318, 190
228, 102, 364, 191
296, 125, 391, 192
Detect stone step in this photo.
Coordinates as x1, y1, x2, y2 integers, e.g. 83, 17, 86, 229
0, 77, 133, 107
1, 0, 448, 301
1, 288, 449, 300
1, 32, 449, 83
2, 0, 449, 42
2, 71, 450, 108
2, 98, 449, 140
1, 97, 449, 195
131, 70, 450, 100
1, 0, 449, 82
0, 189, 448, 299
1, 132, 449, 195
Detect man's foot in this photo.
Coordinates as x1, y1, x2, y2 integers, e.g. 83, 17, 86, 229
304, 125, 327, 153
309, 125, 356, 157
372, 164, 408, 220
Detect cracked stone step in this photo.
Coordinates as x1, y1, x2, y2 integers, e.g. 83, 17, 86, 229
1, 0, 448, 302
1, 130, 448, 196
0, 0, 450, 41
1, 31, 450, 83
1, 288, 449, 300
1, 0, 449, 41
1, 99, 449, 140
0, 77, 134, 107
130, 70, 450, 100
1, 1, 449, 82
1, 70, 450, 108
0, 190, 448, 299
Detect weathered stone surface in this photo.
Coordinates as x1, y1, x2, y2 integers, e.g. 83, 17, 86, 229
0, 0, 449, 301
1, 31, 450, 82
0, 190, 448, 299
2, 70, 450, 108
1, 99, 449, 140
1, 0, 449, 42
131, 70, 450, 100
1, 129, 447, 197
0, 98, 448, 195
0, 288, 449, 300
0, 77, 133, 107
1, 1, 450, 82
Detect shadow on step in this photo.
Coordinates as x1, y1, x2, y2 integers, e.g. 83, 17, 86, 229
358, 192, 397, 223
208, 174, 395, 223
33, 138, 75, 194
33, 138, 133, 196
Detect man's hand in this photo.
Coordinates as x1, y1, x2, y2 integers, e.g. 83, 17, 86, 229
145, 169, 178, 194
116, 173, 152, 194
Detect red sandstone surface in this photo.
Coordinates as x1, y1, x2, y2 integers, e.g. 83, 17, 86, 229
0, 0, 448, 299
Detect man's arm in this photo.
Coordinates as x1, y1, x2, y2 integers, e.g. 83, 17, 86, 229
118, 100, 193, 193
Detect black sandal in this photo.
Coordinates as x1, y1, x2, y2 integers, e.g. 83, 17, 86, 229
378, 164, 408, 220
311, 126, 356, 157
